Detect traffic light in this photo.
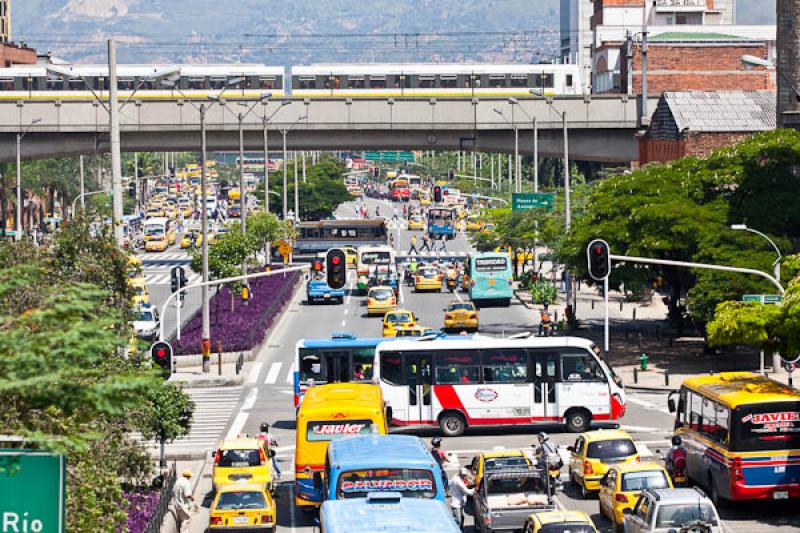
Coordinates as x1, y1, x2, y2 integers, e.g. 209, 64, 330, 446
433, 185, 443, 203
372, 167, 380, 178
128, 181, 137, 199
171, 267, 188, 302
448, 168, 455, 179
587, 239, 611, 281
326, 248, 347, 290
150, 340, 173, 372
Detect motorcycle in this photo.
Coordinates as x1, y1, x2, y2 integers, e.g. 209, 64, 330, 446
539, 321, 555, 337
537, 451, 562, 496
446, 276, 457, 292
404, 269, 415, 287
665, 446, 688, 487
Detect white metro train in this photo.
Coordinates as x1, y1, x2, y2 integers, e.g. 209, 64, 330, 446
0, 62, 581, 99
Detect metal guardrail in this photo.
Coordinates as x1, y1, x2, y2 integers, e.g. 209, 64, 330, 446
144, 463, 176, 533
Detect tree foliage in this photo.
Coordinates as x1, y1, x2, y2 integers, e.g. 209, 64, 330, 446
260, 156, 351, 220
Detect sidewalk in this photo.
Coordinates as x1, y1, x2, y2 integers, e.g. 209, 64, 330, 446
158, 458, 210, 533
617, 360, 797, 392
168, 362, 246, 388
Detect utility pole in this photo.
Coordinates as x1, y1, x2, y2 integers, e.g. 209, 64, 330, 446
108, 39, 124, 246
199, 104, 211, 372
238, 112, 247, 233
533, 118, 538, 193
263, 116, 270, 213
294, 151, 299, 219
641, 27, 649, 123
282, 131, 288, 220
79, 155, 85, 209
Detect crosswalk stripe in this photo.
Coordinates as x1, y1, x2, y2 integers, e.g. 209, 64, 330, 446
265, 362, 283, 385
286, 363, 296, 384
144, 272, 201, 286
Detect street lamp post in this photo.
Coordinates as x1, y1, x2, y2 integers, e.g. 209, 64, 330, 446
280, 114, 308, 221
71, 189, 108, 213
492, 107, 520, 193
199, 103, 211, 371
261, 100, 291, 214
15, 118, 41, 240
731, 224, 782, 282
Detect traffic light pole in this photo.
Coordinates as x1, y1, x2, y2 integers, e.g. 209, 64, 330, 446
158, 264, 310, 342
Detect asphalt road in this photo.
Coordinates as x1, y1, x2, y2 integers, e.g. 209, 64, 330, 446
176, 197, 800, 533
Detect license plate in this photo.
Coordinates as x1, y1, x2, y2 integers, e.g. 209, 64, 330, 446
233, 516, 250, 524
324, 294, 331, 298
774, 491, 789, 500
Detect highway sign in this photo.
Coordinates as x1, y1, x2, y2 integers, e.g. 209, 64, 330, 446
277, 240, 292, 258
742, 294, 783, 304
0, 450, 66, 533
512, 192, 555, 212
364, 151, 415, 163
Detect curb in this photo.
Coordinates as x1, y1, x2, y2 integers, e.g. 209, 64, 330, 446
624, 384, 674, 393
164, 449, 213, 461
172, 350, 254, 368
169, 374, 245, 388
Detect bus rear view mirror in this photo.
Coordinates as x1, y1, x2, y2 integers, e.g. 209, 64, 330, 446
667, 398, 676, 413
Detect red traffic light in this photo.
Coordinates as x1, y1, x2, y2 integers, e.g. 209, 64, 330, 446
155, 348, 167, 358
331, 256, 341, 266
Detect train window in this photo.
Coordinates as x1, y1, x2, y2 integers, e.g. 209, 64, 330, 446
227, 77, 246, 89
369, 75, 386, 89
139, 78, 158, 90
0, 78, 12, 90
93, 77, 109, 91
566, 74, 574, 88
298, 76, 316, 90
68, 78, 85, 90
464, 74, 478, 88
489, 74, 507, 88
259, 77, 275, 89
118, 78, 136, 90
400, 75, 411, 89
188, 77, 206, 90
347, 76, 365, 89
439, 75, 457, 89
510, 74, 528, 87
533, 73, 555, 89
210, 77, 226, 89
46, 76, 64, 90
22, 76, 37, 91
419, 75, 435, 89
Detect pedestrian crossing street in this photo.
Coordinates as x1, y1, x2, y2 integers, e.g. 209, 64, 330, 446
132, 386, 243, 451
397, 250, 469, 258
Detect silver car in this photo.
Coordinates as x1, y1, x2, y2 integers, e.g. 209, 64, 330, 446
623, 488, 722, 533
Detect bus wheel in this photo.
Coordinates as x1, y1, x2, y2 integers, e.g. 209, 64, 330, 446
439, 411, 466, 437
565, 409, 591, 433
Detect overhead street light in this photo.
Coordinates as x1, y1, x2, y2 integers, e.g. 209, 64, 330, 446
492, 107, 519, 193
731, 223, 782, 282
261, 99, 292, 214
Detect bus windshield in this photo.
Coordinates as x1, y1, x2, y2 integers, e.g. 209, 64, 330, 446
144, 224, 165, 237
337, 469, 436, 499
733, 402, 800, 451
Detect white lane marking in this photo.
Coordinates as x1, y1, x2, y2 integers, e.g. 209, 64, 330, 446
246, 361, 263, 384
241, 387, 258, 411
399, 279, 405, 305
345, 275, 354, 305
454, 286, 463, 302
341, 319, 347, 327
225, 412, 249, 441
344, 308, 349, 315
626, 396, 672, 415
286, 363, 296, 384
264, 362, 283, 385
619, 424, 663, 433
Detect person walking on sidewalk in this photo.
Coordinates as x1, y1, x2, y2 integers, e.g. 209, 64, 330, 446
173, 469, 195, 533
409, 234, 418, 255
439, 234, 448, 252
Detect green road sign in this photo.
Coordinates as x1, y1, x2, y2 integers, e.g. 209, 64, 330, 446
364, 151, 415, 163
512, 192, 555, 211
0, 450, 66, 533
743, 294, 783, 304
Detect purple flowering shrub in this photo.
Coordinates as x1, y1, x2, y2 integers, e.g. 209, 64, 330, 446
122, 490, 160, 533
174, 270, 299, 355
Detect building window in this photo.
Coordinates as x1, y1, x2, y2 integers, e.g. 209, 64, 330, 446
676, 15, 687, 24
666, 16, 674, 25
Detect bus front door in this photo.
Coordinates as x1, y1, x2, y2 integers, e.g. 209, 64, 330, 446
322, 351, 351, 383
405, 353, 433, 424
531, 352, 559, 422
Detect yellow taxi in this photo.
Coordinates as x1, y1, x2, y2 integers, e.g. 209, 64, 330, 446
418, 191, 432, 206
468, 448, 534, 488
443, 300, 479, 332
394, 325, 437, 338
414, 266, 443, 292
180, 231, 198, 249
568, 429, 639, 499
212, 436, 274, 494
481, 222, 496, 233
598, 461, 672, 530
366, 286, 397, 317
145, 235, 170, 252
382, 309, 417, 337
179, 202, 194, 218
209, 483, 276, 531
522, 510, 598, 533
129, 276, 149, 305
407, 214, 425, 231
344, 246, 358, 269
465, 215, 484, 232
145, 206, 164, 218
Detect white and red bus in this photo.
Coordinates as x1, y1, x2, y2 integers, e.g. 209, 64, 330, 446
374, 336, 625, 436
389, 179, 411, 202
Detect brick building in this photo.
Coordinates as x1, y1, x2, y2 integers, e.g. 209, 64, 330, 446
618, 32, 776, 94
638, 91, 775, 164
0, 40, 35, 67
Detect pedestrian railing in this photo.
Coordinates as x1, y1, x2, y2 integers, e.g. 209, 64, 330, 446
144, 463, 177, 533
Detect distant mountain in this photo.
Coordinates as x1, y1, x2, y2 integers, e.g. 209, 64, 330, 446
12, 0, 773, 65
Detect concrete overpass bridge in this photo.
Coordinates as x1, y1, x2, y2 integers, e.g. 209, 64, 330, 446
0, 95, 646, 163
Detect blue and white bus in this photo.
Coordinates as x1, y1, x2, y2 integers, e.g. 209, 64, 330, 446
466, 252, 514, 306
427, 208, 456, 240
293, 334, 400, 407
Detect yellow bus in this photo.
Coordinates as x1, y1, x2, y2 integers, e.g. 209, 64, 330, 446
294, 383, 387, 509
668, 372, 800, 505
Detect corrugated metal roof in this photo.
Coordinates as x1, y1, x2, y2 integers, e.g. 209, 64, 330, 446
663, 91, 776, 132
650, 31, 745, 41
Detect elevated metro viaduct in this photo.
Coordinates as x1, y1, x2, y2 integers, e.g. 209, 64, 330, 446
0, 95, 651, 163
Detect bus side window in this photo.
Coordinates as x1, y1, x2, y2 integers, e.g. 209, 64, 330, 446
380, 352, 405, 385
560, 350, 604, 382
689, 392, 703, 432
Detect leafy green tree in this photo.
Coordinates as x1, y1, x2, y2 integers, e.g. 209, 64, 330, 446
529, 279, 558, 306
134, 384, 194, 468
